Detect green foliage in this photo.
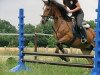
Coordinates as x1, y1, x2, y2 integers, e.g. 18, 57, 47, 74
35, 20, 55, 47
28, 41, 34, 47
0, 36, 9, 47
37, 36, 48, 47
47, 37, 56, 47
0, 19, 18, 47
0, 19, 56, 47
6, 57, 17, 65
1, 19, 96, 47
24, 24, 35, 33
36, 20, 54, 34
24, 36, 34, 46
42, 21, 54, 34
87, 20, 96, 29
36, 24, 44, 33
0, 19, 17, 33
0, 35, 18, 47
7, 36, 18, 47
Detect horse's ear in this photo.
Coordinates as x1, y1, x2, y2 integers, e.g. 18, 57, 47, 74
48, 0, 50, 4
42, 0, 49, 5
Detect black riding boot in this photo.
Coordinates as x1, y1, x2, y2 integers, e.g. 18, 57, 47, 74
79, 27, 87, 44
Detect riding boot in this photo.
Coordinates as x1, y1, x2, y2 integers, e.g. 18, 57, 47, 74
79, 27, 87, 44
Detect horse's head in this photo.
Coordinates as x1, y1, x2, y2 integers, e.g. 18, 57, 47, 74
41, 0, 70, 24
41, 0, 54, 24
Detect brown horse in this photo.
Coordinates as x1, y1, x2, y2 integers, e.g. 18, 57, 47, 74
41, 0, 95, 64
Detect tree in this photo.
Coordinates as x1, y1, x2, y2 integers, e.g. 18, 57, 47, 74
24, 24, 35, 46
0, 19, 17, 33
0, 36, 9, 47
37, 36, 48, 47
28, 41, 34, 47
0, 19, 18, 47
24, 24, 35, 33
42, 21, 54, 34
47, 36, 56, 47
35, 20, 54, 47
36, 20, 54, 34
24, 36, 34, 46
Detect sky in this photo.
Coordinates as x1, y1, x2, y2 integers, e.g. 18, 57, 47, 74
0, 0, 98, 28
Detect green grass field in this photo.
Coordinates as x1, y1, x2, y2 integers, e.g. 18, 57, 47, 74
0, 47, 92, 75
0, 62, 91, 75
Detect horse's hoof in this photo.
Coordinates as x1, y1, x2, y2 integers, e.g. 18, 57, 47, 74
60, 57, 70, 62
63, 58, 70, 62
65, 58, 70, 62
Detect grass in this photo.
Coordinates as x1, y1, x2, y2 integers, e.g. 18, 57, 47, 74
0, 56, 91, 75
0, 47, 93, 75
0, 62, 91, 75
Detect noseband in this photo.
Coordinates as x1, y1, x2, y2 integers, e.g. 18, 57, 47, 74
41, 15, 53, 21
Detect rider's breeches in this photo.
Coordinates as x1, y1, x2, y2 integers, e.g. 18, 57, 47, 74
75, 13, 84, 28
74, 13, 87, 38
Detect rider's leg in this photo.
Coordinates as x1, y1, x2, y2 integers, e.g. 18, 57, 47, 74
76, 13, 87, 43
79, 26, 87, 43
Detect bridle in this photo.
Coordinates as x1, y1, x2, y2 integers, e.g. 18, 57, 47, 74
41, 4, 56, 23
41, 15, 53, 21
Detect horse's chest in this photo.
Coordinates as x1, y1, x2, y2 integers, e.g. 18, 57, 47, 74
55, 20, 71, 37
59, 24, 69, 34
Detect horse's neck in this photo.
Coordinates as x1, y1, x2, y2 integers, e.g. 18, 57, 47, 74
52, 8, 73, 32
52, 7, 63, 27
53, 15, 73, 32
54, 16, 64, 27
53, 13, 63, 28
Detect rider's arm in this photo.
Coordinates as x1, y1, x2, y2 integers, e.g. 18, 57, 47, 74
63, 0, 81, 13
63, 0, 68, 9
63, 0, 70, 12
68, 2, 81, 13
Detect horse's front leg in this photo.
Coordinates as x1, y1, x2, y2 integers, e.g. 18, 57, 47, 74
58, 34, 73, 44
56, 43, 70, 62
54, 34, 72, 62
55, 46, 59, 53
57, 34, 72, 53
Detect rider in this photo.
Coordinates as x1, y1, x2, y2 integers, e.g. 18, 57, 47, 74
62, 0, 87, 43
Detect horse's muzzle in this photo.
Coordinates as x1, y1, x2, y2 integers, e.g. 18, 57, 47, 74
41, 19, 46, 24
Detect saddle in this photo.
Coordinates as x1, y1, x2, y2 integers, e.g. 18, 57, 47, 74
72, 17, 90, 28
72, 18, 90, 38
69, 18, 91, 45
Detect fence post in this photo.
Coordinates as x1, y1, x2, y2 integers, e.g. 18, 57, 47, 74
34, 32, 37, 60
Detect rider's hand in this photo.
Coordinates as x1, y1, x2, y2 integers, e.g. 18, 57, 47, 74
68, 10, 73, 13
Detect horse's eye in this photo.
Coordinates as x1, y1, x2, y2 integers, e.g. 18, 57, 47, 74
47, 8, 49, 10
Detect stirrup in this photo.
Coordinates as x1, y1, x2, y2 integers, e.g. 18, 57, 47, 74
81, 38, 87, 44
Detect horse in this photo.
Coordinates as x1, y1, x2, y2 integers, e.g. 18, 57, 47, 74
41, 0, 95, 65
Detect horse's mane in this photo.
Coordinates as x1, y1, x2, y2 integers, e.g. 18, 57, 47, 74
51, 1, 71, 21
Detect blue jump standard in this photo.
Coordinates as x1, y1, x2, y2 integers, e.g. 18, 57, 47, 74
91, 0, 100, 75
10, 9, 29, 72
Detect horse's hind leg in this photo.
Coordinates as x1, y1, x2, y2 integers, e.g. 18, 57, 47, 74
56, 43, 70, 62
81, 49, 93, 64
